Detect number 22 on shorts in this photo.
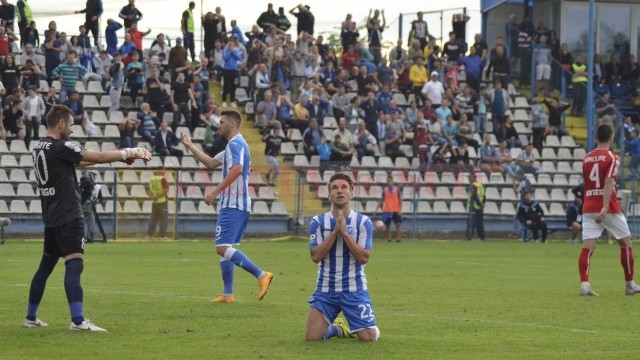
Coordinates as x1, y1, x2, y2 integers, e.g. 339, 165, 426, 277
359, 303, 375, 319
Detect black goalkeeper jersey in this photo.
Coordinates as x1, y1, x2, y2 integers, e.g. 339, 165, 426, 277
32, 137, 86, 227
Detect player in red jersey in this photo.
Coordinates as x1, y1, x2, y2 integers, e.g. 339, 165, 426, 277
579, 123, 640, 296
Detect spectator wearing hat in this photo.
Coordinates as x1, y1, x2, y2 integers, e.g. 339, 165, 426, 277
517, 191, 547, 243
421, 70, 444, 108
168, 36, 188, 82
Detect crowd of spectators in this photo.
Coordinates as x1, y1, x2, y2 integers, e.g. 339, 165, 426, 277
0, 1, 638, 184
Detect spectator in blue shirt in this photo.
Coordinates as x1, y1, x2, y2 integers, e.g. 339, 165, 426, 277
275, 92, 294, 129
457, 46, 486, 92
317, 135, 332, 163
435, 99, 453, 124
302, 119, 323, 160
376, 84, 393, 114
44, 31, 63, 85
625, 130, 640, 178
105, 19, 122, 56
360, 91, 381, 141
221, 38, 243, 107
374, 57, 393, 88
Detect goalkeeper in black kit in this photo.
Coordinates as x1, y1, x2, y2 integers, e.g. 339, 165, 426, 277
23, 105, 151, 332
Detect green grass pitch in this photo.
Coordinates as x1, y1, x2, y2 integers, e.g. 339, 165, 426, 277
0, 239, 639, 359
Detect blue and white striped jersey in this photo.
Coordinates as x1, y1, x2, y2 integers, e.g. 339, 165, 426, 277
216, 134, 252, 212
308, 210, 373, 293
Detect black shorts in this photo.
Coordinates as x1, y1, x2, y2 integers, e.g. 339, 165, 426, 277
4, 122, 21, 135
44, 219, 85, 258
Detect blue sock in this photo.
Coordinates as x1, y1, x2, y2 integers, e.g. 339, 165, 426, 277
224, 248, 264, 279
220, 258, 234, 296
64, 259, 85, 325
324, 325, 340, 339
27, 255, 58, 320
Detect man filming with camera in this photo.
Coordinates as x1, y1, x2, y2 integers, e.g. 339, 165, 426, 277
80, 172, 105, 243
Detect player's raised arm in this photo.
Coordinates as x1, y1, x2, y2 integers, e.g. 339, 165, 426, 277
81, 147, 151, 165
180, 132, 221, 170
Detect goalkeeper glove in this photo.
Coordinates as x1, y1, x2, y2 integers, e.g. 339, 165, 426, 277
119, 148, 152, 163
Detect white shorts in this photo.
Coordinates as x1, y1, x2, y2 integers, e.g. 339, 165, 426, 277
582, 213, 630, 240
536, 64, 551, 80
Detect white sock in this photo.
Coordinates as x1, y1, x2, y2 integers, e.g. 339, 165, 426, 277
581, 281, 590, 287
257, 271, 266, 280
626, 281, 635, 287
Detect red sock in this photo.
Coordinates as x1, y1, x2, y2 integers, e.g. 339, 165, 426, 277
579, 248, 594, 282
621, 247, 635, 282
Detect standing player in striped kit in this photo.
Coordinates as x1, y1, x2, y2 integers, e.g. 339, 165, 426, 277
579, 124, 640, 296
305, 173, 380, 342
181, 110, 273, 303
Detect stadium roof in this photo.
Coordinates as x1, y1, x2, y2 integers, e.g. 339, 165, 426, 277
481, 0, 529, 13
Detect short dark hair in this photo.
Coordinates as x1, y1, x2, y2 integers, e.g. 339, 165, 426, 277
222, 110, 242, 127
596, 123, 613, 143
46, 104, 74, 128
328, 172, 354, 190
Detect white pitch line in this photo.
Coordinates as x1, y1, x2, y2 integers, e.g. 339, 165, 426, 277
0, 284, 604, 334
428, 315, 598, 334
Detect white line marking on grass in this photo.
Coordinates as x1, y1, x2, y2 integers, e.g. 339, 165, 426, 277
429, 315, 598, 334
6, 283, 308, 308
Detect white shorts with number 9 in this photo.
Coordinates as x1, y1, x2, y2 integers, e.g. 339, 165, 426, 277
582, 213, 631, 240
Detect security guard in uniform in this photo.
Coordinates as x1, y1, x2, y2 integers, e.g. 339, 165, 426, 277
147, 170, 169, 239
467, 179, 486, 240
